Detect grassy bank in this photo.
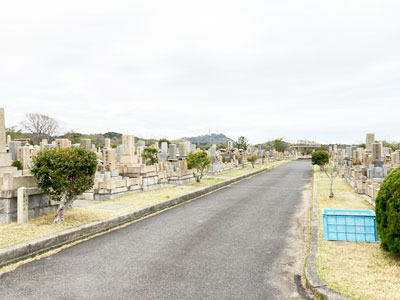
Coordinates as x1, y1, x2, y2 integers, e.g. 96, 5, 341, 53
315, 167, 400, 300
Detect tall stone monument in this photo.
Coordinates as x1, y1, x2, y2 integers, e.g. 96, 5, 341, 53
366, 133, 375, 153
0, 107, 7, 153
119, 135, 139, 165
0, 108, 17, 177
372, 142, 383, 163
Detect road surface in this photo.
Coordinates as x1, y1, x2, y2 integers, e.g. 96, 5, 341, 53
0, 161, 312, 300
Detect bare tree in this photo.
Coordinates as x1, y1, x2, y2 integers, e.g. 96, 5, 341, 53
21, 113, 60, 145
322, 163, 338, 198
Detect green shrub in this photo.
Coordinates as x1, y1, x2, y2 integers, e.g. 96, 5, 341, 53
311, 150, 329, 168
11, 160, 23, 170
31, 148, 97, 224
188, 151, 211, 182
142, 147, 159, 165
247, 155, 258, 168
375, 167, 400, 254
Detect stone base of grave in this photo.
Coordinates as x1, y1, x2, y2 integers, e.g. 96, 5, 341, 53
0, 188, 58, 223
168, 174, 195, 185
94, 184, 142, 201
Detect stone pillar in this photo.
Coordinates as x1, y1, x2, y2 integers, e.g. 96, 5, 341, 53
372, 142, 383, 161
8, 141, 21, 161
104, 138, 111, 149
227, 141, 233, 151
122, 135, 135, 156
17, 187, 29, 224
18, 146, 34, 170
185, 141, 191, 155
366, 133, 375, 152
179, 142, 187, 157
6, 135, 11, 146
103, 149, 116, 168
0, 107, 6, 152
169, 144, 177, 160
159, 142, 168, 161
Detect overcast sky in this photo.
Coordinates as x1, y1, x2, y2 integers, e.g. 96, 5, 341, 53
1, 1, 399, 145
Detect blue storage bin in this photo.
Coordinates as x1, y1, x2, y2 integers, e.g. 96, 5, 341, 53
322, 209, 379, 243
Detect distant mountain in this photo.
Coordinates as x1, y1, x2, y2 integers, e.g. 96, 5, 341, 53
182, 133, 234, 145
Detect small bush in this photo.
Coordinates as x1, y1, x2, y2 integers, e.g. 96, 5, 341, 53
188, 151, 211, 182
11, 160, 23, 170
311, 150, 329, 168
375, 167, 400, 255
31, 148, 97, 224
247, 155, 258, 168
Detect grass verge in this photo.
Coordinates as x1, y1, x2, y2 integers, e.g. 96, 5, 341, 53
315, 167, 400, 300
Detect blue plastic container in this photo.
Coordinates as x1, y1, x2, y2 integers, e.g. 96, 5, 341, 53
322, 209, 379, 243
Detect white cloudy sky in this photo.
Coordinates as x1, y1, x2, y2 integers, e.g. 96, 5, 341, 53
1, 0, 399, 145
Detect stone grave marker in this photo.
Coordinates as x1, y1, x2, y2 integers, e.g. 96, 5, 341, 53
17, 187, 29, 224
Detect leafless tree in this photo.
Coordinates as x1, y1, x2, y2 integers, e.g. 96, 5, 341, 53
21, 113, 60, 145
322, 162, 338, 198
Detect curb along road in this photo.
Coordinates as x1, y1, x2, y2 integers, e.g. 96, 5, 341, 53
305, 171, 352, 300
0, 164, 280, 269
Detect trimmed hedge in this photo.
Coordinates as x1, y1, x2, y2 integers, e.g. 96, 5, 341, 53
375, 166, 400, 255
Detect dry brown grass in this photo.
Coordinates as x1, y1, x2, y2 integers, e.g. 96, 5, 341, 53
316, 168, 400, 300
0, 160, 290, 249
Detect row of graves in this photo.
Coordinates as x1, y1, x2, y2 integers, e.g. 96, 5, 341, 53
331, 133, 400, 203
0, 107, 292, 223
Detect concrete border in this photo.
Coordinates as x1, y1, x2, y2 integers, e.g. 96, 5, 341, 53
0, 164, 280, 269
305, 171, 353, 300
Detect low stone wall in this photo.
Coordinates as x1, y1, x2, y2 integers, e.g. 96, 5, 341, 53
0, 188, 57, 223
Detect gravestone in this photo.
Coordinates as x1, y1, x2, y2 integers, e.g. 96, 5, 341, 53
122, 135, 135, 156
104, 138, 111, 149
17, 187, 29, 224
55, 139, 71, 149
346, 146, 353, 158
366, 133, 375, 152
169, 144, 177, 160
383, 147, 390, 157
18, 146, 34, 170
80, 139, 92, 150
227, 141, 233, 151
159, 142, 168, 160
210, 144, 217, 164
179, 142, 187, 157
0, 107, 6, 152
40, 139, 48, 150
44, 144, 55, 149
185, 142, 191, 155
9, 141, 21, 161
372, 142, 383, 162
116, 145, 123, 162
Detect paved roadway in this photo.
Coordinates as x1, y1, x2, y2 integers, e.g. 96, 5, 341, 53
0, 161, 312, 300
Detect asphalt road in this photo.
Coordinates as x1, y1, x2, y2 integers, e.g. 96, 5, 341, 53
0, 161, 312, 300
